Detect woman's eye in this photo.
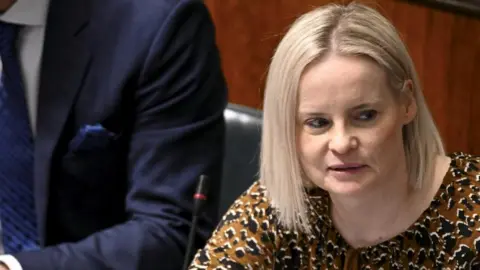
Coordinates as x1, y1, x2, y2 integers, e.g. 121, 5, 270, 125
305, 118, 330, 128
356, 110, 378, 121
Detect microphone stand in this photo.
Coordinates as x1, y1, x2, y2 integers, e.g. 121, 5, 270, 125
182, 175, 209, 270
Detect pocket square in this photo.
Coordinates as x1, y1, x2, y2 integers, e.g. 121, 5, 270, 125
69, 123, 119, 153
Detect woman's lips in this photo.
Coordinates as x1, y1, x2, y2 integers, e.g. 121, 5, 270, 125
328, 163, 366, 171
327, 164, 368, 180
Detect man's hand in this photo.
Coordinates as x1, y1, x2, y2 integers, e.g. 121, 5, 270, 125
0, 263, 8, 270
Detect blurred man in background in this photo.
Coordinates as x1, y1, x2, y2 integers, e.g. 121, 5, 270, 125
0, 0, 227, 269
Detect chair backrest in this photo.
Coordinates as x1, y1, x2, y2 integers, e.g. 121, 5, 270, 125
219, 103, 262, 217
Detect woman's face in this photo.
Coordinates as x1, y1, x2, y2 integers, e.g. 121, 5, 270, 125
296, 54, 416, 196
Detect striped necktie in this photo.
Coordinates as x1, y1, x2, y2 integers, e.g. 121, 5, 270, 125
0, 21, 39, 253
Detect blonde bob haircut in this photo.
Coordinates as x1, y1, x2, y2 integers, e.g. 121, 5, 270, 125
260, 2, 445, 233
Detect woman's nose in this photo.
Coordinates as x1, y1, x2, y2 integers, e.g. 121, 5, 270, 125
328, 126, 358, 154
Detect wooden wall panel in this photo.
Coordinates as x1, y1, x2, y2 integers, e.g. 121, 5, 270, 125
205, 0, 480, 154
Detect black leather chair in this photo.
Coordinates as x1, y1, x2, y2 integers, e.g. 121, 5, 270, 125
218, 103, 262, 217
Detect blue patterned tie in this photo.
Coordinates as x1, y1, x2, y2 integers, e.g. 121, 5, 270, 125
0, 21, 38, 253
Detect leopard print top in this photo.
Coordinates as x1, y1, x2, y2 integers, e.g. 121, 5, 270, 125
189, 153, 480, 269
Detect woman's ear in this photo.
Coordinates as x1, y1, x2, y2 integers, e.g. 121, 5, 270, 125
402, 80, 417, 124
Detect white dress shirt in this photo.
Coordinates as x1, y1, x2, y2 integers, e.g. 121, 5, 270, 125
0, 0, 49, 130
0, 0, 49, 269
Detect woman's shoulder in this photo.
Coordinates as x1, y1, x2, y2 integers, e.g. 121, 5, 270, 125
448, 152, 480, 175
216, 180, 275, 229
439, 152, 480, 206
446, 152, 480, 192
429, 152, 480, 263
191, 181, 280, 268
225, 180, 272, 211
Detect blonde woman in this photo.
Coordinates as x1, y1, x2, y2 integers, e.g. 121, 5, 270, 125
189, 2, 480, 269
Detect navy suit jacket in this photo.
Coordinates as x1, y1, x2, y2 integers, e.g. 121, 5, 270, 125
13, 0, 227, 269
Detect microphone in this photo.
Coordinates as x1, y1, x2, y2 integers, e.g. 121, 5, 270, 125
182, 174, 209, 270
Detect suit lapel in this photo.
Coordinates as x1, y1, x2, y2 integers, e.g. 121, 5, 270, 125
35, 0, 92, 241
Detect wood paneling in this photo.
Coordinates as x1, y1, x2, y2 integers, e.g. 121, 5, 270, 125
205, 0, 480, 153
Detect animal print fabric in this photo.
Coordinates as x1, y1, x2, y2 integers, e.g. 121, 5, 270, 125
189, 153, 480, 269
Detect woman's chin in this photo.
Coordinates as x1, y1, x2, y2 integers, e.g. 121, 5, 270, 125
321, 176, 371, 196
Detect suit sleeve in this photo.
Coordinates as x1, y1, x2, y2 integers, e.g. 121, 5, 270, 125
13, 1, 228, 269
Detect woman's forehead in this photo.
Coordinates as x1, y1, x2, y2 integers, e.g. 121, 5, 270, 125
297, 55, 392, 112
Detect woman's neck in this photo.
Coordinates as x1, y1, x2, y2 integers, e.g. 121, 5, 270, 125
330, 173, 412, 248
